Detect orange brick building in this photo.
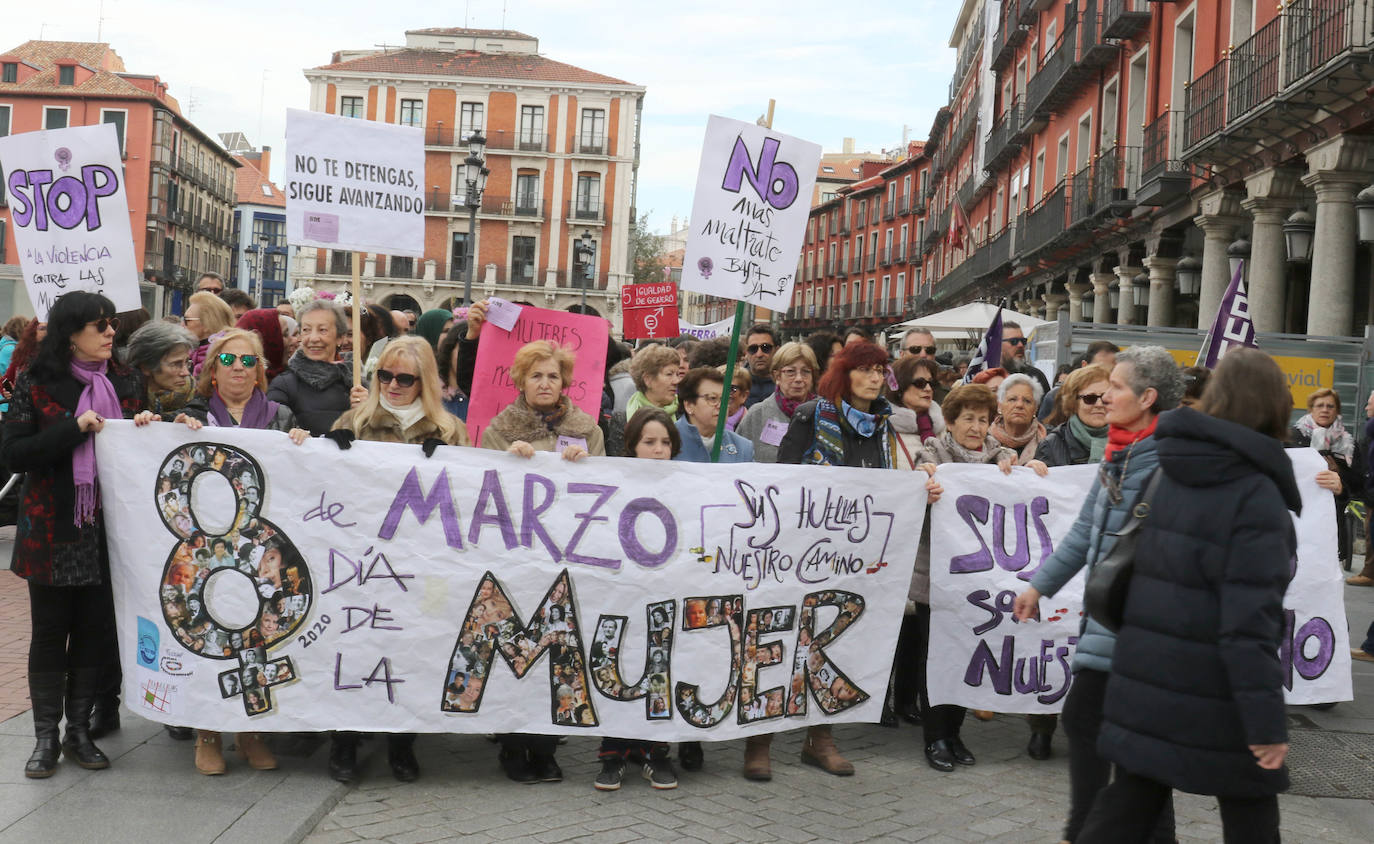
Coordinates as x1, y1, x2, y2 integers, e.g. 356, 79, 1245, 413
300, 27, 645, 331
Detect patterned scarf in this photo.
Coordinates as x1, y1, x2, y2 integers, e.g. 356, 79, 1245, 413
774, 387, 812, 420
69, 359, 123, 526
147, 378, 195, 416
803, 396, 899, 468
1295, 413, 1355, 463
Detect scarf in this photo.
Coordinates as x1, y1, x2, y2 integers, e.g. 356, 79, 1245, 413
147, 378, 195, 416
381, 395, 428, 432
931, 429, 1001, 464
236, 309, 286, 378
1068, 415, 1109, 463
70, 359, 123, 526
1104, 416, 1158, 462
1295, 413, 1355, 463
773, 388, 812, 420
209, 389, 279, 430
804, 396, 899, 468
917, 411, 935, 442
535, 401, 568, 433
726, 405, 745, 431
286, 348, 350, 392
626, 389, 678, 420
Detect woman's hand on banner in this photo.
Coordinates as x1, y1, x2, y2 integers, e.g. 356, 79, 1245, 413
288, 428, 310, 446
133, 411, 160, 427
1025, 459, 1050, 477
997, 457, 1014, 475
919, 463, 943, 504
1013, 587, 1042, 622
77, 409, 106, 433
561, 444, 588, 462
173, 413, 203, 431
506, 440, 536, 459
1315, 469, 1343, 494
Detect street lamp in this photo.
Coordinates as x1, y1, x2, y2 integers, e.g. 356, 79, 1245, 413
1227, 236, 1251, 280
575, 229, 595, 313
1357, 187, 1374, 243
1132, 271, 1149, 309
247, 234, 269, 303
462, 133, 489, 306
1175, 254, 1202, 296
1284, 208, 1316, 262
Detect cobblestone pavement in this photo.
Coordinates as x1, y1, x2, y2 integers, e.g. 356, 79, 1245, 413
0, 527, 30, 723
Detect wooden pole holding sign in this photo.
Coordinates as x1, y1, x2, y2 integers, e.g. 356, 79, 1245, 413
351, 251, 363, 387
709, 99, 775, 463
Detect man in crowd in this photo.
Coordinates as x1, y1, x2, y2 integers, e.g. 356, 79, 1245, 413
1039, 340, 1119, 420
742, 323, 777, 407
221, 289, 256, 321
901, 327, 949, 401
392, 311, 411, 335
195, 273, 225, 296
1002, 321, 1050, 394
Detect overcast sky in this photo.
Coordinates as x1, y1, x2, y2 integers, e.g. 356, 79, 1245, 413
7, 0, 961, 233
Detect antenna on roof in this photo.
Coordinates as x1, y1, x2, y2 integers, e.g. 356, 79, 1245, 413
502, 0, 508, 29
465, 0, 470, 28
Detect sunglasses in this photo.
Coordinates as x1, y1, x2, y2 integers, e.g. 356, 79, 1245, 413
909, 377, 935, 390
87, 317, 120, 334
1078, 392, 1106, 405
217, 353, 259, 368
904, 345, 937, 355
1006, 337, 1028, 346
746, 343, 774, 355
377, 369, 419, 387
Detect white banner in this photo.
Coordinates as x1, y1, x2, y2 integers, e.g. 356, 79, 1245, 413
0, 123, 141, 319
676, 316, 736, 340
680, 115, 821, 309
284, 109, 425, 256
98, 422, 923, 738
927, 449, 1352, 712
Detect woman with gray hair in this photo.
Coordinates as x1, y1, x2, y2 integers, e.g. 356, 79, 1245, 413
605, 344, 683, 458
266, 300, 367, 436
1013, 345, 1182, 844
990, 372, 1048, 466
126, 320, 199, 416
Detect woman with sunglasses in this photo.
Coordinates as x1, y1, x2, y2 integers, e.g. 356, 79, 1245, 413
326, 336, 469, 784
2, 291, 161, 778
184, 291, 235, 376
737, 342, 818, 464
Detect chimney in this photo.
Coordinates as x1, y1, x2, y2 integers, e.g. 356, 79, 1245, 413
260, 145, 271, 174
842, 137, 855, 154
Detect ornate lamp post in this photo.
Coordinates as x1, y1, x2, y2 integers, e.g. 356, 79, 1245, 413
461, 133, 489, 305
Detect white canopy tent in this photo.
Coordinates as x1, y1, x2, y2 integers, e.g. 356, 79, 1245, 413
892, 302, 1051, 341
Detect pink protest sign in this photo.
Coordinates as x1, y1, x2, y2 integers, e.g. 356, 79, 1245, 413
467, 306, 609, 447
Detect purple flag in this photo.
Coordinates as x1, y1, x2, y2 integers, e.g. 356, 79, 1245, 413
1197, 261, 1258, 368
962, 303, 1004, 384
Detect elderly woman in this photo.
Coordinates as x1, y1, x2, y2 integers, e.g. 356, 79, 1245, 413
674, 367, 753, 463
736, 342, 818, 463
888, 356, 946, 463
126, 321, 199, 417
1077, 348, 1297, 842
184, 291, 235, 375
911, 384, 1023, 773
481, 339, 602, 784
267, 300, 366, 437
990, 373, 1046, 465
722, 365, 751, 431
1038, 364, 1112, 467
1292, 388, 1360, 570
971, 366, 1008, 392
2, 291, 160, 778
1014, 347, 1183, 844
324, 336, 468, 784
606, 344, 682, 457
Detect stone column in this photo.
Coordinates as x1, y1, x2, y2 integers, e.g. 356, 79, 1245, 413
1114, 265, 1141, 326
1090, 272, 1114, 324
1302, 136, 1373, 336
1192, 190, 1246, 329
1242, 167, 1302, 333
1142, 256, 1178, 327
1043, 293, 1067, 320
1066, 281, 1092, 322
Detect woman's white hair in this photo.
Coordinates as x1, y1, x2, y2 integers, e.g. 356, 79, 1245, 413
997, 372, 1044, 405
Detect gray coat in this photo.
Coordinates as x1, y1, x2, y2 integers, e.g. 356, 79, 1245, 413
736, 395, 792, 464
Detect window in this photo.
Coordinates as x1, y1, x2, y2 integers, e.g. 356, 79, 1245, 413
579, 108, 605, 154
390, 256, 414, 278
340, 96, 364, 118
574, 173, 600, 218
460, 102, 484, 140
0, 105, 8, 205
1055, 134, 1069, 181
518, 105, 545, 150
100, 110, 127, 155
399, 99, 422, 127
512, 236, 536, 284
58, 64, 75, 86
450, 232, 470, 280
2, 63, 16, 83
515, 173, 539, 214
43, 107, 68, 130
329, 250, 352, 274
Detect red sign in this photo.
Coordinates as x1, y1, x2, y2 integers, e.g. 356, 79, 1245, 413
621, 283, 679, 339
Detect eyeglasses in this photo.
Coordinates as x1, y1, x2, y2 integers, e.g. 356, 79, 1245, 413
728, 384, 742, 395
1005, 337, 1028, 347
746, 343, 774, 355
904, 345, 937, 356
1078, 393, 1106, 405
182, 316, 201, 324
692, 394, 723, 406
377, 369, 419, 388
853, 365, 886, 376
216, 353, 259, 369
86, 317, 120, 334
909, 377, 934, 390
778, 367, 813, 380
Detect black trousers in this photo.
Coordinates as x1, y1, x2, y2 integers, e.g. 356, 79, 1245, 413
28, 580, 117, 675
1060, 669, 1175, 843
598, 738, 667, 759
914, 603, 965, 744
1079, 768, 1280, 844
498, 734, 557, 757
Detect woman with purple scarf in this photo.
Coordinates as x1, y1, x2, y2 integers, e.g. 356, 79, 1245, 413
2, 291, 160, 778
735, 341, 819, 463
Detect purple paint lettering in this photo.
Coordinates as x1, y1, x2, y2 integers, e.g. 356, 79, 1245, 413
618, 498, 676, 567
950, 495, 993, 572
520, 473, 563, 562
993, 503, 1031, 572
964, 636, 1014, 695
467, 469, 518, 550
378, 467, 464, 549
720, 135, 800, 210
564, 483, 618, 568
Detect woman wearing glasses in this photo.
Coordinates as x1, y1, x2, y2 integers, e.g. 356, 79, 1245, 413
183, 292, 235, 376
736, 342, 819, 464
673, 367, 754, 463
2, 292, 160, 778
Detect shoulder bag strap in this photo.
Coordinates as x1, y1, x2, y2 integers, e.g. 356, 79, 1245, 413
1111, 467, 1165, 539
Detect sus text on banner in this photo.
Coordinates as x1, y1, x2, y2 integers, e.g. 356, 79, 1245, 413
680, 115, 822, 309
0, 123, 142, 319
284, 109, 425, 256
621, 282, 679, 340
925, 450, 1351, 713
97, 422, 923, 738
465, 305, 609, 447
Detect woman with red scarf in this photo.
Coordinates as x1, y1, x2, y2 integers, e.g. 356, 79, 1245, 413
1013, 346, 1184, 844
234, 308, 288, 380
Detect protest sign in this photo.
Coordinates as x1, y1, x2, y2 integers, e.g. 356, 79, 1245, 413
621, 282, 678, 339
678, 316, 736, 340
284, 109, 425, 256
465, 305, 609, 447
680, 115, 821, 309
926, 450, 1352, 713
97, 422, 923, 738
0, 123, 141, 318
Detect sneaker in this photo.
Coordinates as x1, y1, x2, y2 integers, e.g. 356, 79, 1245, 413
530, 753, 563, 783
594, 756, 625, 791
643, 756, 679, 790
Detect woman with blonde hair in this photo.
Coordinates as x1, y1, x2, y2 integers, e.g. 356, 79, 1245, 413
736, 341, 819, 464
606, 344, 682, 456
184, 292, 235, 375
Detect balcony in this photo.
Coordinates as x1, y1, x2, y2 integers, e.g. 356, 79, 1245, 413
1136, 111, 1191, 206
869, 204, 880, 226
837, 260, 849, 279
826, 257, 836, 277
482, 196, 546, 218
837, 220, 851, 236
1025, 16, 1100, 120
865, 254, 877, 272
912, 190, 929, 215
1021, 180, 1068, 256
1076, 0, 1118, 70
949, 107, 980, 156
992, 1, 1027, 71
884, 199, 895, 220
567, 200, 606, 223
896, 242, 908, 263
485, 131, 550, 153
1103, 0, 1151, 39
851, 256, 863, 274
949, 8, 986, 100
880, 247, 893, 266
1018, 0, 1040, 26
1228, 15, 1281, 122
985, 100, 1026, 170
908, 240, 921, 263
573, 134, 608, 156
978, 229, 1012, 282
897, 194, 910, 215
1183, 58, 1228, 151
956, 176, 977, 211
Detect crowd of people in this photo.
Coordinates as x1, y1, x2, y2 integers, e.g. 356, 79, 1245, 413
0, 275, 1367, 841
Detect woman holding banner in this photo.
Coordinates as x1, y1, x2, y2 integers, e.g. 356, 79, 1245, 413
481, 339, 602, 784
1075, 348, 1296, 842
992, 374, 1047, 464
266, 301, 367, 437
3, 291, 161, 778
673, 368, 753, 463
184, 292, 235, 376
1290, 388, 1361, 571
126, 321, 199, 419
736, 341, 818, 464
1013, 347, 1182, 843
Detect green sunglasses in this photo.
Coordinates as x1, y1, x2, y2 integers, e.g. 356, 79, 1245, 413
216, 352, 259, 369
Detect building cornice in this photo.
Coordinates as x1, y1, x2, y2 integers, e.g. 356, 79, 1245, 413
302, 68, 645, 97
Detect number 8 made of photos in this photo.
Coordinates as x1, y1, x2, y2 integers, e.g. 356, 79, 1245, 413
155, 443, 313, 716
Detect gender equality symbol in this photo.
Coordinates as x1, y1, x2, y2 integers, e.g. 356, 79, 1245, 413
154, 443, 314, 716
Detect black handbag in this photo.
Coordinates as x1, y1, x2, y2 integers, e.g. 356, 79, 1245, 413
1083, 468, 1163, 633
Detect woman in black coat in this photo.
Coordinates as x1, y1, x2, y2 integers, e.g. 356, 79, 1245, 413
266, 300, 365, 436
1078, 348, 1298, 843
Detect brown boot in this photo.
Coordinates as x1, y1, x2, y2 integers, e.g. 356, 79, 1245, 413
236, 732, 277, 770
1347, 560, 1374, 586
800, 725, 854, 776
742, 734, 772, 781
195, 731, 225, 775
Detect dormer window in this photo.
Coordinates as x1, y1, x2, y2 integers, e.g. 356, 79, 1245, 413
2, 63, 16, 83
58, 64, 75, 85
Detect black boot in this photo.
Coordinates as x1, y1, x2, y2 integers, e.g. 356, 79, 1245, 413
24, 671, 64, 778
88, 665, 121, 740
387, 733, 419, 782
61, 668, 110, 770
328, 732, 360, 784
